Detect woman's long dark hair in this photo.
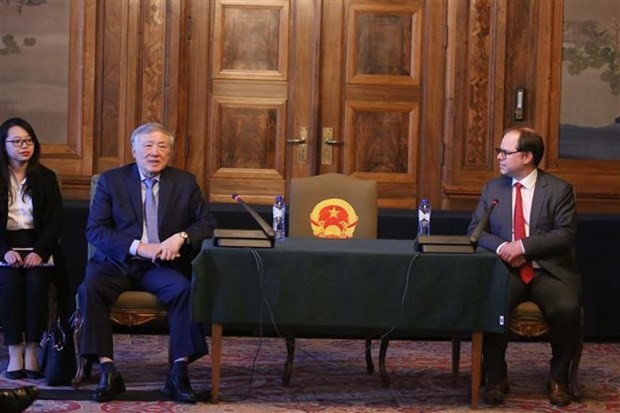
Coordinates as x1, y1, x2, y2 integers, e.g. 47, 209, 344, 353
0, 117, 43, 204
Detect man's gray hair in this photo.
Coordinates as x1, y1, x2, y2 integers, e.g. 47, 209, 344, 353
130, 122, 175, 148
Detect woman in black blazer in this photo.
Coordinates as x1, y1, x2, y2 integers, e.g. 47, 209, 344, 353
0, 118, 62, 380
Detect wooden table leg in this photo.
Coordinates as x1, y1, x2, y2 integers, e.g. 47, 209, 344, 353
283, 335, 295, 386
470, 331, 482, 409
378, 337, 390, 387
211, 323, 222, 403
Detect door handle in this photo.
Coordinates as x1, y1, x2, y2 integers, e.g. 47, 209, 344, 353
288, 126, 308, 163
287, 126, 308, 144
321, 127, 342, 165
324, 139, 343, 145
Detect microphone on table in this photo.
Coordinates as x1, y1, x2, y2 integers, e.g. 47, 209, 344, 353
469, 199, 499, 248
232, 194, 276, 239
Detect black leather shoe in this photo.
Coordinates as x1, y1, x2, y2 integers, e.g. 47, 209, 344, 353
161, 374, 196, 403
0, 385, 39, 413
92, 372, 126, 402
4, 370, 25, 380
548, 379, 572, 406
25, 370, 43, 380
483, 378, 509, 405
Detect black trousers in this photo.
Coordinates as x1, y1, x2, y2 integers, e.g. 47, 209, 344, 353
0, 230, 53, 344
483, 268, 581, 384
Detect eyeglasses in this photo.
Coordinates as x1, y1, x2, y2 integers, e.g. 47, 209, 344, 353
6, 137, 34, 148
494, 148, 522, 159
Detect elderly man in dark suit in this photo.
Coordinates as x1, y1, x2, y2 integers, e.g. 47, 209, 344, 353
468, 126, 581, 407
77, 123, 216, 403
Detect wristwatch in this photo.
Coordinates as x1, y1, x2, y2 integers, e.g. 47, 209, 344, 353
178, 231, 189, 244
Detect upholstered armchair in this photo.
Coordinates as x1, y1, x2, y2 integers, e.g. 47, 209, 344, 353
451, 301, 584, 399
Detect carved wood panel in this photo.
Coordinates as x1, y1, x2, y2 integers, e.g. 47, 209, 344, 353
79, 0, 443, 209
208, 96, 287, 202
51, 0, 618, 212
140, 0, 167, 123
353, 12, 414, 79
213, 0, 288, 79
187, 0, 444, 208
320, 0, 441, 209
94, 0, 183, 176
442, 0, 506, 210
220, 107, 277, 169
443, 0, 619, 213
353, 111, 411, 173
220, 8, 281, 72
200, 0, 290, 204
464, 0, 493, 168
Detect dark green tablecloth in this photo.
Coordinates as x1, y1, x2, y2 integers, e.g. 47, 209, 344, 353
191, 238, 509, 334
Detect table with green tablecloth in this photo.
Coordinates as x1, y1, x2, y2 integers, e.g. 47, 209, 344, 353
191, 237, 509, 407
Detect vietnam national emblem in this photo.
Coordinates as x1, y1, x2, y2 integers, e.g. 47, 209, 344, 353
309, 198, 358, 239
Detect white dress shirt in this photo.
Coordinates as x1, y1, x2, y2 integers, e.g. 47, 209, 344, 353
6, 168, 35, 231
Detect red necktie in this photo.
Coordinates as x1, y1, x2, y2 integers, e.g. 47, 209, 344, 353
514, 182, 534, 284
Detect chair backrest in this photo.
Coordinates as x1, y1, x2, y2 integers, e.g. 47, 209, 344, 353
87, 174, 100, 259
289, 173, 377, 239
50, 168, 62, 191
90, 174, 100, 203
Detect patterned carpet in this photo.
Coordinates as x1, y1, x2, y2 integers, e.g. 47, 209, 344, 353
1, 334, 619, 412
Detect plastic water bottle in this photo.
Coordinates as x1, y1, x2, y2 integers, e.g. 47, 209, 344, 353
417, 198, 431, 236
272, 195, 286, 241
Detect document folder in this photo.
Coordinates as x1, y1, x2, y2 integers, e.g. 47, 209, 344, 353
415, 235, 475, 253
213, 229, 274, 248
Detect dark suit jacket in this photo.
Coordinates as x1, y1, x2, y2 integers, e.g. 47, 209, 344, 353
467, 169, 581, 297
0, 165, 62, 262
87, 163, 216, 275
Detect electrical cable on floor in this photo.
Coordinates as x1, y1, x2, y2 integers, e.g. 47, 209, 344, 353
247, 247, 422, 386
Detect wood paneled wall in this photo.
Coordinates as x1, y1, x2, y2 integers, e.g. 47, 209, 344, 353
44, 0, 619, 214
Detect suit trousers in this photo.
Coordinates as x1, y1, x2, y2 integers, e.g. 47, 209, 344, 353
483, 268, 581, 384
77, 258, 208, 363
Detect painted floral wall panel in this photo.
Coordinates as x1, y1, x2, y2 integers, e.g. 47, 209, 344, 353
0, 0, 70, 144
559, 0, 620, 160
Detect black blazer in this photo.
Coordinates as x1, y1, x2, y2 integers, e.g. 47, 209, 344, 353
0, 165, 62, 262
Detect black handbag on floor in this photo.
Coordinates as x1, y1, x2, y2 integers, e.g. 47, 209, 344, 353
38, 317, 77, 386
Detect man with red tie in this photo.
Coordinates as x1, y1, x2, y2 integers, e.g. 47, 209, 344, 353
468, 126, 581, 406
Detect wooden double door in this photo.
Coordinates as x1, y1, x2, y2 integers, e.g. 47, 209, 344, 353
186, 0, 445, 208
